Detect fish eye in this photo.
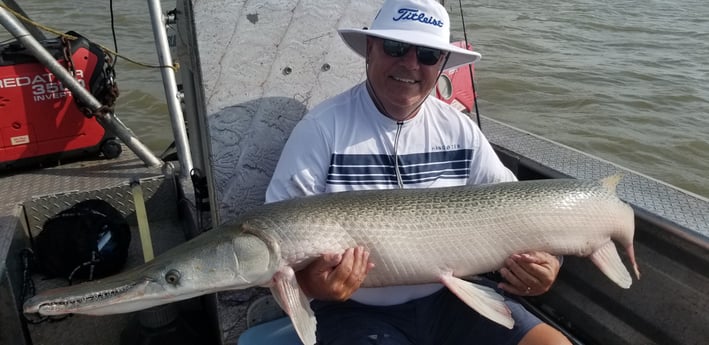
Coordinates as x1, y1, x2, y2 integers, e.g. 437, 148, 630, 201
165, 269, 181, 285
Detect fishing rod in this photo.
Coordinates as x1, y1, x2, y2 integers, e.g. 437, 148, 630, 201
443, 0, 482, 130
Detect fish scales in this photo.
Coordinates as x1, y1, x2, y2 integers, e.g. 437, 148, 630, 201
241, 178, 633, 287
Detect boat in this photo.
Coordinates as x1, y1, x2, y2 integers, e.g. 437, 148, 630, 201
0, 0, 707, 344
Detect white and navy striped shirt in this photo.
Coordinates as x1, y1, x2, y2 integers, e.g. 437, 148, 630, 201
265, 82, 515, 305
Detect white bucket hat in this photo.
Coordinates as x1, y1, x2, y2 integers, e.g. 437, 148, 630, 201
338, 0, 481, 70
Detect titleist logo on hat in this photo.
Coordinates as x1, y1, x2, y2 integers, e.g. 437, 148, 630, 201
392, 8, 444, 28
337, 0, 482, 70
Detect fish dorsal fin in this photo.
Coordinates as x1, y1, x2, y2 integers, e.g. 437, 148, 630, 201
589, 241, 633, 288
270, 267, 317, 345
601, 173, 623, 193
440, 273, 514, 329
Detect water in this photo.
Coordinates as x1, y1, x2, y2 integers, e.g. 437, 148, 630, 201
3, 0, 708, 198
450, 0, 709, 197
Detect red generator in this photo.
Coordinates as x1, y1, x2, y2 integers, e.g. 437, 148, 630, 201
0, 31, 121, 170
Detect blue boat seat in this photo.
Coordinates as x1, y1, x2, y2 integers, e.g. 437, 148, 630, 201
237, 316, 300, 345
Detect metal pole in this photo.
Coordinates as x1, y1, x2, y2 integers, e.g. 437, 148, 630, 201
147, 0, 193, 178
0, 6, 163, 168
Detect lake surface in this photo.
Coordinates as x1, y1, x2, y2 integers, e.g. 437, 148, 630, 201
452, 0, 708, 197
3, 0, 707, 197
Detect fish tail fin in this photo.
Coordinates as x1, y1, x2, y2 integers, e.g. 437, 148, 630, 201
590, 241, 633, 288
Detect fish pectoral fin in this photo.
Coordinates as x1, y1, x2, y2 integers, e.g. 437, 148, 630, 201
440, 273, 513, 329
590, 240, 633, 288
270, 266, 316, 345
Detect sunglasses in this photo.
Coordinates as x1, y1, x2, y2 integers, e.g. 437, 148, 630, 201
381, 39, 445, 66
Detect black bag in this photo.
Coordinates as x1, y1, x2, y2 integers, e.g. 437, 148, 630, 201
34, 199, 131, 280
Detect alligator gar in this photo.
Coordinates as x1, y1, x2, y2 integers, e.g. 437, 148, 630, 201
24, 176, 639, 345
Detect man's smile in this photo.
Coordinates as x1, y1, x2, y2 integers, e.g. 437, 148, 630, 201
391, 76, 418, 84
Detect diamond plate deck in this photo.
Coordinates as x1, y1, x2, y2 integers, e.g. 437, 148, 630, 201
1, 149, 166, 216
481, 116, 709, 241
0, 148, 187, 345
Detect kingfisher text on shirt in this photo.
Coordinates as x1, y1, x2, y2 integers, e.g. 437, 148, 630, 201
393, 8, 444, 27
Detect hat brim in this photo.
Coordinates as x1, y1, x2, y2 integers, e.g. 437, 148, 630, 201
338, 28, 481, 70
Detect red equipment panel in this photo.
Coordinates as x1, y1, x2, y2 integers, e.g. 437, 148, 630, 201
0, 33, 119, 169
434, 41, 477, 113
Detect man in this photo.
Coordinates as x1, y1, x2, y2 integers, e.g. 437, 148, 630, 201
266, 0, 571, 344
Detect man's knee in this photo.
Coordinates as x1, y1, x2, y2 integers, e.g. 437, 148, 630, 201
319, 330, 412, 345
518, 323, 572, 345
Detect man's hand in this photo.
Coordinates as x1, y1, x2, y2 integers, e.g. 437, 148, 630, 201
296, 246, 375, 301
498, 251, 561, 296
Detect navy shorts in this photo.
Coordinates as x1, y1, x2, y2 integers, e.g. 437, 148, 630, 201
311, 281, 542, 345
